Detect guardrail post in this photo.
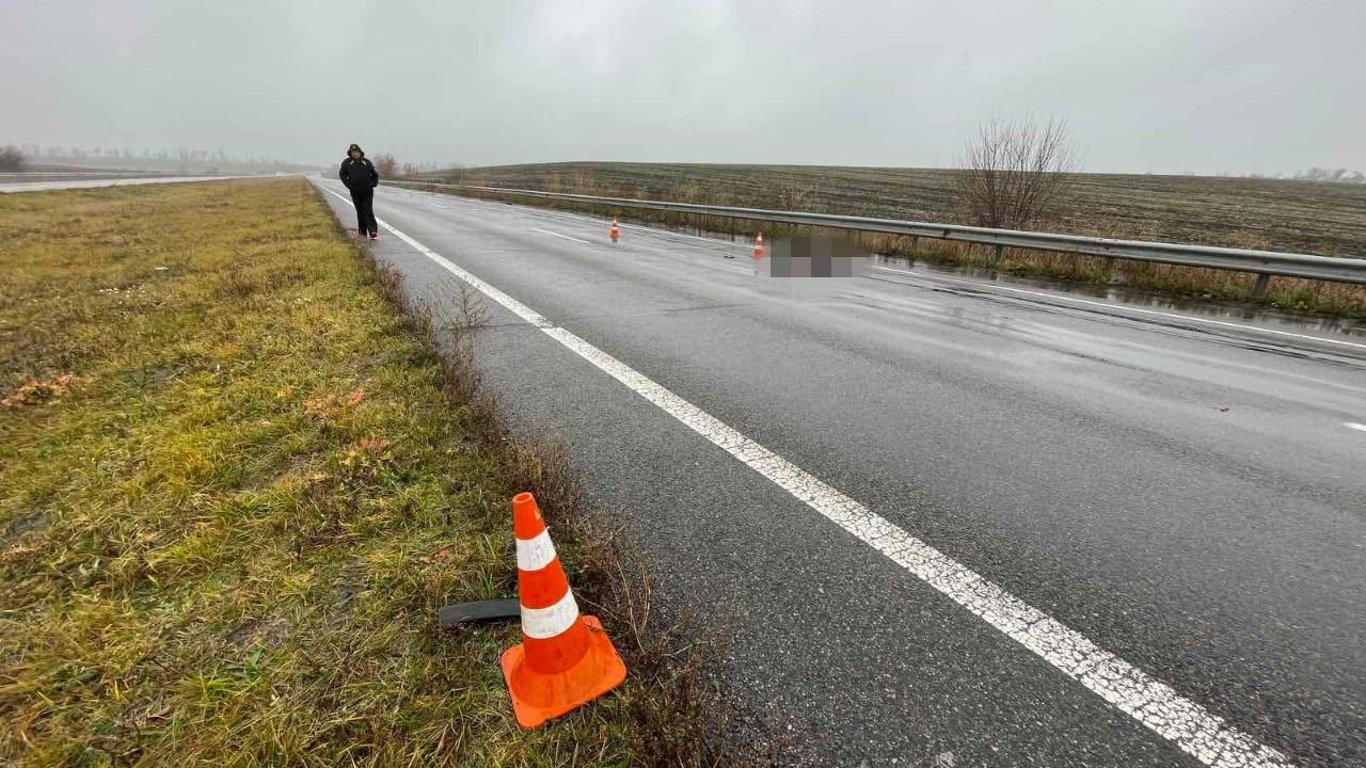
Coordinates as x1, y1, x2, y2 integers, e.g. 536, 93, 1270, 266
993, 244, 1005, 268
1252, 273, 1271, 297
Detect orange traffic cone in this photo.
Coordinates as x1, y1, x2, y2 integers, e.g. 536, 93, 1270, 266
609, 218, 620, 243
752, 231, 765, 260
500, 492, 626, 728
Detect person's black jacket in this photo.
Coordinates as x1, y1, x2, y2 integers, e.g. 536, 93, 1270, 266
340, 157, 379, 192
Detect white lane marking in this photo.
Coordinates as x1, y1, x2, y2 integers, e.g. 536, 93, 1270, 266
516, 529, 558, 572
1345, 422, 1366, 432
871, 265, 1366, 352
320, 185, 1292, 768
531, 227, 591, 244
520, 590, 581, 639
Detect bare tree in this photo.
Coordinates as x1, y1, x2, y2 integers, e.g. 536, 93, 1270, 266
373, 153, 398, 177
1294, 166, 1365, 183
956, 117, 1078, 230
0, 146, 24, 172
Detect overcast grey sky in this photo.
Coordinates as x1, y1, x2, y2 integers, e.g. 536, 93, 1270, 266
3, 0, 1362, 173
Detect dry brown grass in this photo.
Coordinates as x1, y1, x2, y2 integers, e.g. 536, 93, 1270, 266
0, 179, 754, 767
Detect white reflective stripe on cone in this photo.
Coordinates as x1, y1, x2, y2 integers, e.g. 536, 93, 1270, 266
516, 529, 557, 572
521, 590, 580, 639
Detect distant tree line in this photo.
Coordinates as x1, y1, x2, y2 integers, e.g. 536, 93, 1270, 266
5, 144, 297, 167
1290, 167, 1365, 183
1, 144, 325, 176
1219, 167, 1365, 183
0, 145, 24, 171
363, 155, 447, 178
373, 154, 398, 177
401, 160, 446, 176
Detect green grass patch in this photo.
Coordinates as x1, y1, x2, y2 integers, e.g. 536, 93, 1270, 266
0, 180, 726, 767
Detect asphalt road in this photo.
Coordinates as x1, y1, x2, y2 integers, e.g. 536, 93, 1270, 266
0, 174, 273, 193
314, 178, 1364, 767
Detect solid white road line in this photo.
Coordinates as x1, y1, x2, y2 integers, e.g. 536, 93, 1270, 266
1345, 422, 1366, 432
531, 227, 591, 244
871, 265, 1366, 352
322, 185, 1292, 768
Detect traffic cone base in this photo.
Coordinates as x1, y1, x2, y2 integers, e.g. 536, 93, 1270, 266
500, 491, 627, 728
501, 614, 627, 728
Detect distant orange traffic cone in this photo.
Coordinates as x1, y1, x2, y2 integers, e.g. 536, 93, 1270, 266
609, 218, 620, 243
500, 492, 626, 728
752, 231, 765, 260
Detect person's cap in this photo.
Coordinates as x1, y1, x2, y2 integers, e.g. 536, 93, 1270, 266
348, 143, 362, 153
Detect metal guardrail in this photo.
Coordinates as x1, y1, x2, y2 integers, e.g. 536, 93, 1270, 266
390, 180, 1366, 292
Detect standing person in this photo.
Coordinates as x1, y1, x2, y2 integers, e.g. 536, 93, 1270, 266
339, 143, 380, 240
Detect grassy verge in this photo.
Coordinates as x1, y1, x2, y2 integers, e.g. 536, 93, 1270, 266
0, 180, 736, 766
403, 164, 1366, 318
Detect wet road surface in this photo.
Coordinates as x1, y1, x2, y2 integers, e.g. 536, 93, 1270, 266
316, 178, 1365, 767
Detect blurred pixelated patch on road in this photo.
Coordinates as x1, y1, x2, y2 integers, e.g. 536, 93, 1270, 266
764, 235, 870, 277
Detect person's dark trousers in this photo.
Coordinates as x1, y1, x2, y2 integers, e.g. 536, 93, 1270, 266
350, 189, 377, 235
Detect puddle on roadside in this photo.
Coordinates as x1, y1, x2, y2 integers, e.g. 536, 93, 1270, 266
872, 254, 1366, 340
